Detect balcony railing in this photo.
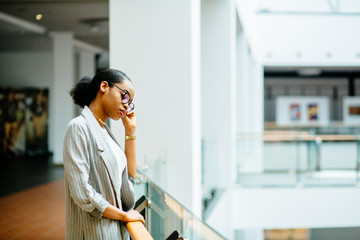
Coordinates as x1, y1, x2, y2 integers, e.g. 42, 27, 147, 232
201, 130, 360, 192
133, 171, 226, 240
236, 131, 360, 187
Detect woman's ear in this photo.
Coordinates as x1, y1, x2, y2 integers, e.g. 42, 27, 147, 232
99, 81, 109, 93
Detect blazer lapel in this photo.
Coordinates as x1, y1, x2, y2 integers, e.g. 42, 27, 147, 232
81, 106, 121, 206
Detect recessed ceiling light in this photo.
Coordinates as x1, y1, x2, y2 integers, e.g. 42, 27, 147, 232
297, 68, 322, 76
90, 25, 100, 32
35, 14, 43, 21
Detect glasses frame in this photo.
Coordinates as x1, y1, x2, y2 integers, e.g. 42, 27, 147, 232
108, 82, 135, 112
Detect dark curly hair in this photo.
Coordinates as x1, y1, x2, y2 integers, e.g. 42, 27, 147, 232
70, 69, 132, 108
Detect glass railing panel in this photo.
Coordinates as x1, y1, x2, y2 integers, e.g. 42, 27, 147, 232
296, 134, 359, 187
147, 181, 225, 240
135, 171, 226, 240
316, 140, 357, 170
235, 132, 360, 188
201, 140, 222, 197
237, 133, 300, 187
134, 176, 147, 202
137, 151, 167, 188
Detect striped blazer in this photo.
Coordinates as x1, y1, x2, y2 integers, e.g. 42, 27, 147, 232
63, 106, 135, 239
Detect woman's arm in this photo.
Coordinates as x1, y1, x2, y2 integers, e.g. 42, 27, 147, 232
122, 111, 137, 179
102, 204, 145, 224
124, 131, 136, 179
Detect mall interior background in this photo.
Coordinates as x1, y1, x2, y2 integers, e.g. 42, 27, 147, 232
1, 0, 360, 239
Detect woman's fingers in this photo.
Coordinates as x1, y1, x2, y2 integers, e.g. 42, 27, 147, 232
127, 210, 145, 224
134, 211, 145, 225
139, 215, 145, 225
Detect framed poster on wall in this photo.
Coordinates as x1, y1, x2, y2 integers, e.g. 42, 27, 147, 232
276, 96, 330, 126
0, 87, 49, 156
343, 97, 360, 125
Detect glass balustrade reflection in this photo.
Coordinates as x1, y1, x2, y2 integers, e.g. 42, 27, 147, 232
201, 132, 360, 188
234, 132, 360, 187
134, 171, 226, 240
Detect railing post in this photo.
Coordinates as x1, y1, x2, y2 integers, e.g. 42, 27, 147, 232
166, 230, 184, 240
295, 136, 302, 187
134, 195, 151, 231
356, 135, 360, 185
307, 140, 311, 173
315, 137, 322, 171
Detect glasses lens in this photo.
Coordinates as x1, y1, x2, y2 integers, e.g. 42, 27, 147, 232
127, 103, 135, 112
122, 93, 130, 103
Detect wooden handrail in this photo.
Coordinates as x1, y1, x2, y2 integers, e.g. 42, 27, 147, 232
263, 134, 356, 142
239, 134, 357, 142
263, 130, 309, 136
265, 121, 360, 128
126, 221, 153, 240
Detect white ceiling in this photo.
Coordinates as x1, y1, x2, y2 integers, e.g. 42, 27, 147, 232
256, 0, 360, 13
0, 0, 109, 50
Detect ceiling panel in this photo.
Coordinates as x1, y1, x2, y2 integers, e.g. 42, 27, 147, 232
0, 0, 108, 50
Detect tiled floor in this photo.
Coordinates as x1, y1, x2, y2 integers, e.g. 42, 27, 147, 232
0, 154, 65, 239
0, 179, 65, 239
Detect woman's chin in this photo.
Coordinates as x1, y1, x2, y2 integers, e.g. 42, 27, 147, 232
109, 115, 121, 121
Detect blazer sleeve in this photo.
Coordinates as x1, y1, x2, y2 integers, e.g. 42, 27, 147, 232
63, 120, 109, 219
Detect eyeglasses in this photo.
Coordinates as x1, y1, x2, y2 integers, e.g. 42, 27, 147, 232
108, 82, 135, 112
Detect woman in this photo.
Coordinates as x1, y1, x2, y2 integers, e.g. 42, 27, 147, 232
63, 69, 144, 239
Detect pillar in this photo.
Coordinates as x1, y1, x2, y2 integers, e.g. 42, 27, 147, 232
50, 32, 74, 164
109, 0, 202, 215
201, 0, 237, 191
236, 31, 264, 173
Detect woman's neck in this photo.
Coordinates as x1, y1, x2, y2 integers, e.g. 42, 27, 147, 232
89, 102, 107, 127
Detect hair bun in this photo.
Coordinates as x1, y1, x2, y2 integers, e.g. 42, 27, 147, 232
70, 76, 93, 108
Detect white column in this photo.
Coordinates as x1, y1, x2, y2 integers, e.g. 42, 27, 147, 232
236, 31, 264, 173
109, 0, 202, 215
74, 51, 96, 116
79, 51, 95, 78
201, 0, 237, 192
50, 32, 74, 164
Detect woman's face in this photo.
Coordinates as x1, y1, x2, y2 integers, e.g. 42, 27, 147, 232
101, 80, 135, 120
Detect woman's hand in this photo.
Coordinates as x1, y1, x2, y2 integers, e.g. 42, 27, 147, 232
122, 111, 136, 135
102, 205, 145, 224
123, 210, 145, 225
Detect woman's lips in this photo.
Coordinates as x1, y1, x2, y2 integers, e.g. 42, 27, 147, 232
120, 110, 126, 117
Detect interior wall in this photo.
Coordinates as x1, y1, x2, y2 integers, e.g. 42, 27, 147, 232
264, 78, 349, 122
0, 49, 90, 157
0, 51, 53, 88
